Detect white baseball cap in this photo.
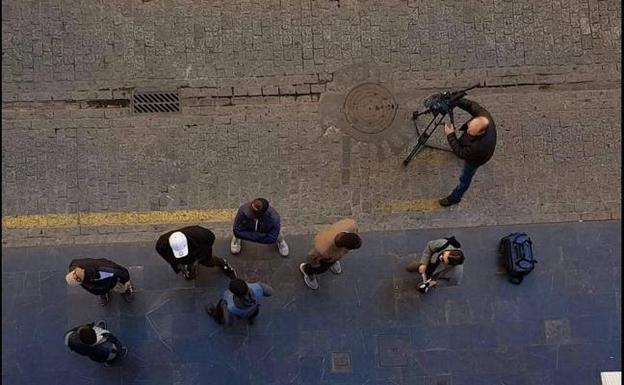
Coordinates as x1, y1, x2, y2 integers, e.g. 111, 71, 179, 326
169, 232, 189, 258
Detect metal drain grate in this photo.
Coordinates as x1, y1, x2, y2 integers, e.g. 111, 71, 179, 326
133, 91, 180, 113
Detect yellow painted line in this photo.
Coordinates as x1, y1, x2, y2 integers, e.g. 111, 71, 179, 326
383, 199, 442, 213
2, 209, 237, 229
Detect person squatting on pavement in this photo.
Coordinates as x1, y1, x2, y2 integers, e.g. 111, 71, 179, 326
440, 97, 497, 207
299, 218, 361, 290
64, 320, 128, 366
66, 258, 134, 306
230, 198, 289, 257
156, 225, 236, 280
405, 236, 465, 289
206, 278, 273, 325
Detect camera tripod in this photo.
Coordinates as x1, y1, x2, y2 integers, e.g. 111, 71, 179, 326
402, 83, 481, 166
402, 109, 455, 166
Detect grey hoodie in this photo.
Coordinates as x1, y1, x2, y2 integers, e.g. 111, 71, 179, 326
419, 239, 464, 286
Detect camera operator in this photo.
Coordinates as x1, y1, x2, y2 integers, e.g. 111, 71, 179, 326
440, 97, 496, 206
405, 237, 464, 290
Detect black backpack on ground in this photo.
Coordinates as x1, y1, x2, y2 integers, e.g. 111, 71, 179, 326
499, 232, 537, 284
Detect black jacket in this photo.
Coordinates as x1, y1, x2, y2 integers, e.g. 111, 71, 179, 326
155, 226, 215, 273
64, 323, 122, 363
68, 258, 130, 296
446, 98, 497, 167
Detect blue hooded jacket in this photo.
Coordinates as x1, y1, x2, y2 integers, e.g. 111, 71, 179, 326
223, 283, 270, 319
232, 202, 281, 244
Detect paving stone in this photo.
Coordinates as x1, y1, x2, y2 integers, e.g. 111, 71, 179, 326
544, 318, 572, 344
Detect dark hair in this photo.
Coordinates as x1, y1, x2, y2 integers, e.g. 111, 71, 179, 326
251, 198, 269, 215
446, 249, 465, 265
229, 279, 249, 296
78, 326, 97, 345
335, 233, 362, 250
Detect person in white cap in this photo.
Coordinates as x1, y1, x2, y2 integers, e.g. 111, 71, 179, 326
155, 225, 236, 280
66, 258, 134, 306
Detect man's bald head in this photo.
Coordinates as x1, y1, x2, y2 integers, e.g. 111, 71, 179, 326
467, 116, 489, 136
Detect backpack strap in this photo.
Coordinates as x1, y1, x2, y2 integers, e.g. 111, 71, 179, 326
432, 236, 461, 253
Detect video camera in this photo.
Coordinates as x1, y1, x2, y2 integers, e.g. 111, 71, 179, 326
421, 83, 481, 116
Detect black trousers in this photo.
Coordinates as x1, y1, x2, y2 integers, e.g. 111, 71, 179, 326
303, 260, 333, 275
425, 260, 440, 278
199, 255, 226, 268
181, 256, 226, 278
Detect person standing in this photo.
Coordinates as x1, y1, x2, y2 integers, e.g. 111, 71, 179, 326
206, 278, 273, 325
66, 258, 134, 306
405, 236, 465, 289
64, 320, 127, 366
298, 218, 361, 290
440, 97, 496, 206
155, 225, 236, 280
230, 198, 289, 257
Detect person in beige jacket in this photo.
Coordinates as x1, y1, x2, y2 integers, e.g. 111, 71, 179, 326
298, 218, 362, 290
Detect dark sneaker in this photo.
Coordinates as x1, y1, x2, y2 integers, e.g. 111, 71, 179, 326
222, 262, 237, 279
205, 305, 223, 324
104, 346, 127, 367
121, 284, 134, 303
182, 265, 196, 280
439, 196, 460, 207
98, 293, 110, 306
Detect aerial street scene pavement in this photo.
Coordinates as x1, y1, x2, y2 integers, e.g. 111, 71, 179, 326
1, 0, 621, 384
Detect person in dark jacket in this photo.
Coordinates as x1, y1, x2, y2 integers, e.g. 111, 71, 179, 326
440, 97, 497, 206
155, 225, 236, 280
230, 198, 289, 257
65, 320, 127, 366
66, 258, 134, 306
206, 278, 273, 326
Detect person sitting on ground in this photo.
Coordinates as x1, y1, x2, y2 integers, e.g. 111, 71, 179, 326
405, 236, 465, 289
230, 198, 289, 257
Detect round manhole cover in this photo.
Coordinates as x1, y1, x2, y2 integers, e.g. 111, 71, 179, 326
344, 83, 397, 134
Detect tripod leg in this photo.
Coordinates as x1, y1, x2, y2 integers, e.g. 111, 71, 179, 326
403, 114, 445, 166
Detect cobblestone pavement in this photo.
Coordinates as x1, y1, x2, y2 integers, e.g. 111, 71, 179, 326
2, 221, 621, 385
1, 0, 621, 247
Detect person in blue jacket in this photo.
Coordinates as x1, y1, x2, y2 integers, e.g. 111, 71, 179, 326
206, 278, 273, 325
230, 198, 289, 257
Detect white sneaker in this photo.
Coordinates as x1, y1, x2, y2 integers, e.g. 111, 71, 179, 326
329, 261, 342, 274
230, 236, 241, 254
299, 263, 319, 290
277, 239, 289, 257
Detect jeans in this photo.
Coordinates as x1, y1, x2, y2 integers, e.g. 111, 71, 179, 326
449, 162, 479, 202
